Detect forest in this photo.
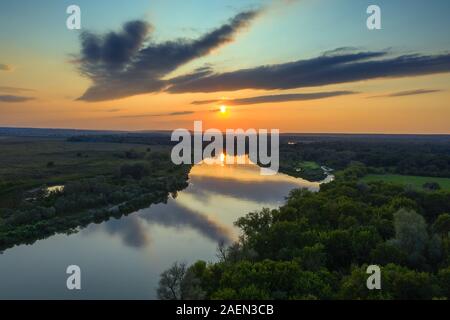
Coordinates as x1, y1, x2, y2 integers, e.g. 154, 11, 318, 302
158, 163, 450, 299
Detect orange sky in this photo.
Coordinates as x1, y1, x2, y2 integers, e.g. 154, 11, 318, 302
1, 71, 449, 133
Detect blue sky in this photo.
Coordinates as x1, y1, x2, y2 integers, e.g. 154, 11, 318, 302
1, 0, 449, 64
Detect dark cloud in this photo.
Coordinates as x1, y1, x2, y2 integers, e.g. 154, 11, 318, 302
77, 10, 261, 102
321, 46, 363, 56
164, 111, 195, 116
0, 64, 12, 71
0, 95, 35, 103
169, 65, 214, 85
168, 51, 450, 93
189, 175, 316, 203
142, 202, 234, 244
369, 89, 442, 98
89, 200, 234, 249
100, 215, 151, 248
191, 91, 356, 105
118, 111, 194, 118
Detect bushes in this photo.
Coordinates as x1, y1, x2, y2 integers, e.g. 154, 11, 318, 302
119, 163, 150, 180
433, 213, 450, 236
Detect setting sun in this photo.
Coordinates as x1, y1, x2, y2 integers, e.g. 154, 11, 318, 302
220, 105, 227, 114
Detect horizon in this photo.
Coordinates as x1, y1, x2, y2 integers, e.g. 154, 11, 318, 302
2, 125, 450, 136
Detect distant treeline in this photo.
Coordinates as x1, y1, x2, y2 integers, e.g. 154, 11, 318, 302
69, 134, 450, 179
280, 139, 450, 178
68, 133, 174, 145
0, 127, 122, 138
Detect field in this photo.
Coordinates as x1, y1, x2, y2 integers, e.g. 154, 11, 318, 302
361, 174, 450, 191
297, 161, 321, 170
0, 137, 162, 204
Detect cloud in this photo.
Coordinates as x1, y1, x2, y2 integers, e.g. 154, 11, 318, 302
141, 202, 234, 244
0, 95, 35, 103
191, 90, 356, 105
118, 111, 194, 118
0, 86, 34, 93
76, 10, 262, 102
321, 46, 363, 56
100, 215, 151, 248
168, 51, 450, 93
369, 89, 442, 98
0, 64, 12, 71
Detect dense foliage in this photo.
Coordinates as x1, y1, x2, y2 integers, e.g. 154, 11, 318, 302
161, 164, 450, 299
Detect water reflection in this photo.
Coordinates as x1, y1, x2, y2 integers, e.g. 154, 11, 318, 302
85, 155, 327, 250
86, 200, 235, 248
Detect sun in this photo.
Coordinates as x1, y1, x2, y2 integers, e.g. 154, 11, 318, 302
220, 105, 227, 114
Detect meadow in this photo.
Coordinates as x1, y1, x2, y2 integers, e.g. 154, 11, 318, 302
362, 174, 450, 191
0, 137, 155, 200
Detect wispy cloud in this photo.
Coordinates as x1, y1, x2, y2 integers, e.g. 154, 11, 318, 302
0, 95, 35, 103
105, 108, 122, 112
0, 64, 13, 72
168, 51, 450, 93
191, 91, 357, 105
0, 86, 34, 93
118, 111, 194, 118
369, 89, 442, 98
76, 10, 262, 102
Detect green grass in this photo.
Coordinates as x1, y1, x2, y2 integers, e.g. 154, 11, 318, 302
297, 161, 321, 170
0, 137, 168, 203
361, 174, 450, 191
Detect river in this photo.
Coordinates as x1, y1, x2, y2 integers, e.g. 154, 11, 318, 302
0, 155, 332, 299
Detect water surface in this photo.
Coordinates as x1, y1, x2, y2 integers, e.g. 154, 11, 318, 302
0, 156, 331, 299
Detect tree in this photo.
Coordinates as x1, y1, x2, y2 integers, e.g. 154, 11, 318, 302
119, 163, 150, 180
392, 209, 428, 258
370, 242, 407, 266
339, 264, 437, 300
298, 244, 326, 271
46, 161, 55, 168
423, 182, 441, 191
157, 262, 187, 300
324, 230, 353, 271
157, 262, 205, 300
433, 213, 450, 237
438, 267, 450, 297
234, 208, 273, 244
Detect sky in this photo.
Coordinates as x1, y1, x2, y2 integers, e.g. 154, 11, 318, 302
0, 0, 449, 133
